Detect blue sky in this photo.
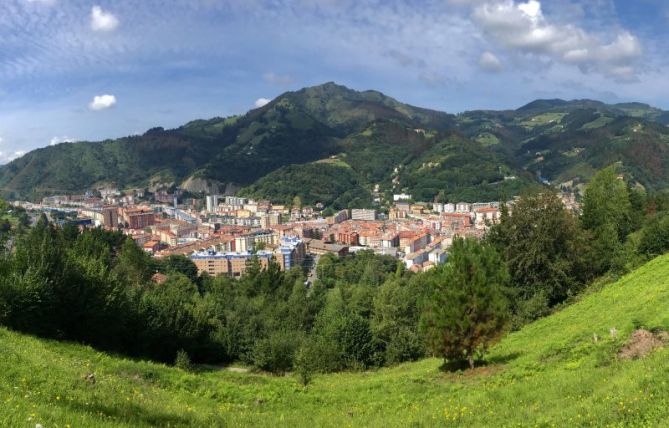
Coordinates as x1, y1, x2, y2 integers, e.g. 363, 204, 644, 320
1, 0, 668, 163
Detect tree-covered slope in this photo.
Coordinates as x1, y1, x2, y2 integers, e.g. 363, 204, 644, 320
3, 254, 669, 426
278, 82, 455, 135
238, 159, 373, 209
0, 83, 455, 201
0, 129, 226, 200
456, 99, 669, 190
239, 121, 535, 204
2, 83, 669, 203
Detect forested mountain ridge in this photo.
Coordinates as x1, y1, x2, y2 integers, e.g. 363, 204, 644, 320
2, 82, 669, 204
457, 98, 669, 189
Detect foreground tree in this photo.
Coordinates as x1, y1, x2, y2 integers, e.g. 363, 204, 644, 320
581, 166, 633, 273
488, 189, 591, 319
420, 238, 509, 369
581, 166, 632, 239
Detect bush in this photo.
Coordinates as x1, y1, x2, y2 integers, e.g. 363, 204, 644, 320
294, 345, 314, 386
384, 327, 424, 364
638, 215, 669, 257
252, 330, 301, 375
174, 349, 193, 372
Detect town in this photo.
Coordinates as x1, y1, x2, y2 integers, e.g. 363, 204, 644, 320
11, 189, 580, 279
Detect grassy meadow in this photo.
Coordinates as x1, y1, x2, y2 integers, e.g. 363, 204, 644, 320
3, 254, 669, 427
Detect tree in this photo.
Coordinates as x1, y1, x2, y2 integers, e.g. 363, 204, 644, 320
298, 288, 377, 372
158, 255, 199, 283
488, 190, 591, 312
114, 238, 153, 286
581, 166, 633, 274
638, 214, 669, 257
581, 166, 632, 239
292, 195, 302, 210
420, 237, 509, 369
371, 278, 425, 364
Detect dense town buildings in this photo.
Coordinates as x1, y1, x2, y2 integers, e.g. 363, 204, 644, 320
27, 187, 580, 278
191, 236, 306, 277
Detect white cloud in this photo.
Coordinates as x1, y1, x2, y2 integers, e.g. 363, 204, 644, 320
89, 94, 117, 110
263, 72, 295, 86
479, 51, 503, 72
25, 0, 57, 4
0, 150, 26, 164
254, 98, 271, 108
91, 6, 119, 32
49, 136, 75, 146
471, 0, 642, 78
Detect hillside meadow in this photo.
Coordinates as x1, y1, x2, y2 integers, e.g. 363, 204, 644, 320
2, 254, 669, 427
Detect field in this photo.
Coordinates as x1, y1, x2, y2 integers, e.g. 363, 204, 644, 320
3, 255, 669, 427
519, 112, 567, 129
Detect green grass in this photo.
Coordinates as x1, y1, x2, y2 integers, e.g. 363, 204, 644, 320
519, 112, 567, 129
582, 116, 614, 129
314, 157, 353, 169
4, 255, 669, 426
475, 132, 501, 147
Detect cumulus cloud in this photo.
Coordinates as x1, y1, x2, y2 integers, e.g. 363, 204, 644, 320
471, 0, 642, 79
89, 94, 117, 110
91, 6, 119, 32
254, 98, 271, 108
263, 72, 295, 86
479, 51, 503, 72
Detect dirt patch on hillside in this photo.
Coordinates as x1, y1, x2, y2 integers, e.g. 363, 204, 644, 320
618, 329, 669, 360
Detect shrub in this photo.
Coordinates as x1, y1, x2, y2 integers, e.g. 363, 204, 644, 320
175, 349, 193, 372
252, 330, 301, 375
638, 215, 669, 257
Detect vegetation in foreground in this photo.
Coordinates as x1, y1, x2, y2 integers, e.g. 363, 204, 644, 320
2, 166, 669, 374
3, 165, 669, 425
3, 254, 669, 427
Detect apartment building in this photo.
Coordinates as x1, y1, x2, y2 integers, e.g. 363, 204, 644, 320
119, 207, 155, 229
351, 209, 377, 221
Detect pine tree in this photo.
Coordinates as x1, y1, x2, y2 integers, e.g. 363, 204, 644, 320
420, 237, 509, 369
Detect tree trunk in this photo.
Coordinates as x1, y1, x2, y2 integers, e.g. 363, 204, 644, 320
467, 351, 475, 369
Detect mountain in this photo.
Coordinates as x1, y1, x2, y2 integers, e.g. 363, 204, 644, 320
2, 82, 669, 203
3, 254, 669, 426
456, 98, 669, 189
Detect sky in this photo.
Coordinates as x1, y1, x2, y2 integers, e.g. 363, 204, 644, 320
1, 0, 669, 163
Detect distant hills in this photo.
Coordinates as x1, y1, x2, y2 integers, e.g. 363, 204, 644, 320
2, 82, 669, 205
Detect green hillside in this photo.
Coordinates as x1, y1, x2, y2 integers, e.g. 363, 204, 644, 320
457, 100, 669, 190
2, 82, 669, 203
4, 254, 669, 427
238, 159, 373, 208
